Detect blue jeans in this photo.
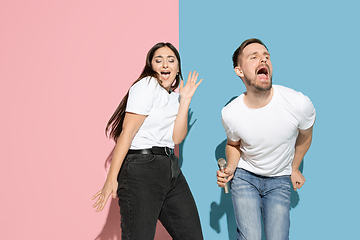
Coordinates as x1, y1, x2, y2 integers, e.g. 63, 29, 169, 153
230, 168, 291, 240
117, 152, 203, 240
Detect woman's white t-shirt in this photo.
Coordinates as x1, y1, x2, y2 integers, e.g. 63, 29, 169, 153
126, 76, 179, 149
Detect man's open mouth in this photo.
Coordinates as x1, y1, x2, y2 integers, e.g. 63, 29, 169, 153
257, 66, 268, 75
256, 65, 269, 79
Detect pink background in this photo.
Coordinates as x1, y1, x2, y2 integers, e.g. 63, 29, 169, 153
0, 0, 178, 239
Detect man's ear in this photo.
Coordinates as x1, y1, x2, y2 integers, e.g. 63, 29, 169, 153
234, 66, 244, 78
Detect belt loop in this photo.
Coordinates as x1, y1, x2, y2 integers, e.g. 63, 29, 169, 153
165, 147, 171, 156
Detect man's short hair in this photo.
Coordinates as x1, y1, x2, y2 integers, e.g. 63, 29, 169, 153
232, 38, 268, 68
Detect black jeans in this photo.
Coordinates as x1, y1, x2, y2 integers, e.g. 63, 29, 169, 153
117, 152, 203, 240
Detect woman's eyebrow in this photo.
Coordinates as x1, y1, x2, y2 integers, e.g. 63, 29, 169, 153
154, 55, 176, 58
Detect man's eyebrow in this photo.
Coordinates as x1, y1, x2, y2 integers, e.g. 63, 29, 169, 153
247, 51, 270, 57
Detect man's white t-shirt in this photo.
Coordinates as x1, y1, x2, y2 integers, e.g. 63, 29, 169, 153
221, 85, 316, 177
126, 76, 179, 149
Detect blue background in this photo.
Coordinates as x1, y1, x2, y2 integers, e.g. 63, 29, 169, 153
179, 0, 359, 239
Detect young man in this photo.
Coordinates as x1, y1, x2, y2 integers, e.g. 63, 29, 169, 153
217, 38, 316, 240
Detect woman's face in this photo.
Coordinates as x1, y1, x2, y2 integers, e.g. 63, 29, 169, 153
151, 46, 179, 91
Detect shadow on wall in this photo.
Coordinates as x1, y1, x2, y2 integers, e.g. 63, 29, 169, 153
210, 139, 237, 240
209, 96, 303, 239
95, 148, 121, 240
95, 198, 121, 240
178, 109, 196, 168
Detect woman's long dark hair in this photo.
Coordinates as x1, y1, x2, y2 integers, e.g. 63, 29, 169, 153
105, 42, 183, 141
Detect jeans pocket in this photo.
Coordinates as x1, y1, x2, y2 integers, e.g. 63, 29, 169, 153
127, 153, 156, 164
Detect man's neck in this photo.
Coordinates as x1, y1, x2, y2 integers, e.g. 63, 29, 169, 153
243, 87, 274, 109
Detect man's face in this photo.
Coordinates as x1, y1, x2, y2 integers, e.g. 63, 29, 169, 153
235, 43, 273, 92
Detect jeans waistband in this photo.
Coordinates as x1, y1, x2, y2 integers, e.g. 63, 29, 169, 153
127, 146, 174, 156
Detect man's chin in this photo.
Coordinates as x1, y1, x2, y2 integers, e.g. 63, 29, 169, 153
254, 82, 272, 92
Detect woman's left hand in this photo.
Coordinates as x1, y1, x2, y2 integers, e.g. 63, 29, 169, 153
179, 71, 203, 102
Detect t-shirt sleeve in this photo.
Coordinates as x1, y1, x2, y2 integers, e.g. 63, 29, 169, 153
126, 77, 157, 115
299, 95, 316, 130
221, 109, 241, 142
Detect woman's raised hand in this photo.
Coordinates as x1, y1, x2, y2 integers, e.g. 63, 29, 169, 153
179, 71, 203, 101
92, 179, 118, 212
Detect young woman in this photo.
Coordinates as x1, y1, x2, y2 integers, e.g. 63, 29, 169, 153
92, 42, 204, 240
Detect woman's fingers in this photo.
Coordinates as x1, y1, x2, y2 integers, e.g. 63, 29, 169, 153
96, 194, 107, 212
191, 71, 199, 82
184, 71, 202, 90
195, 78, 203, 87
92, 190, 101, 200
92, 194, 102, 208
92, 190, 108, 212
93, 180, 118, 212
187, 71, 192, 82
188, 71, 199, 83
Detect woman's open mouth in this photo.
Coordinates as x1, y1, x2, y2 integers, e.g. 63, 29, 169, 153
161, 71, 171, 80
